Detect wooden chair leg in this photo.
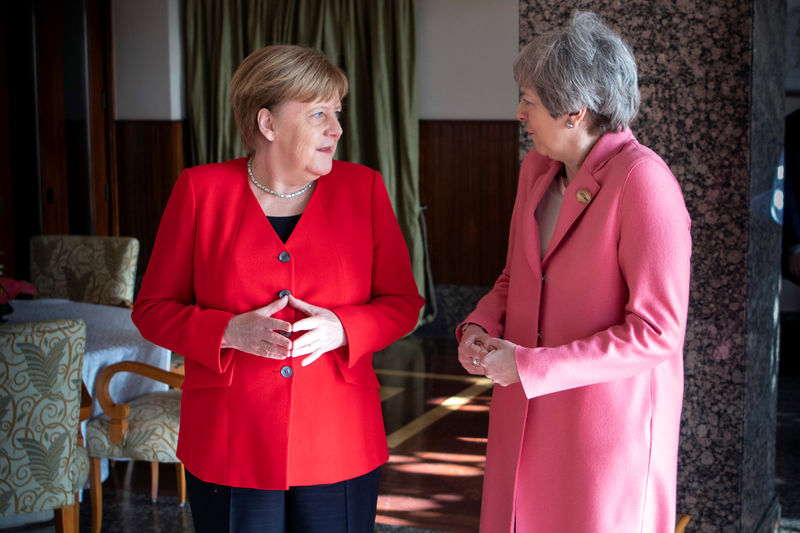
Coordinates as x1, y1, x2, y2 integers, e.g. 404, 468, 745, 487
150, 461, 159, 502
73, 491, 80, 530
90, 456, 103, 533
176, 462, 186, 506
54, 502, 77, 533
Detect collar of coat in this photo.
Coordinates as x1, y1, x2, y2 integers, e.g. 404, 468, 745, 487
529, 128, 636, 264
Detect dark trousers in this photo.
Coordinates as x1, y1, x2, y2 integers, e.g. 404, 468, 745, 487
186, 467, 381, 533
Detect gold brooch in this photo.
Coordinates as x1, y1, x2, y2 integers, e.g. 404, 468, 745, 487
576, 189, 592, 205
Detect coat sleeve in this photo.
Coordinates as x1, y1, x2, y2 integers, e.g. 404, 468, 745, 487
331, 172, 425, 368
516, 159, 692, 397
131, 170, 236, 375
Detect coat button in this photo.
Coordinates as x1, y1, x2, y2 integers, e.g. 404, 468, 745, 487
278, 289, 292, 298
278, 251, 291, 263
541, 274, 546, 282
280, 366, 293, 378
537, 331, 542, 339
576, 189, 592, 204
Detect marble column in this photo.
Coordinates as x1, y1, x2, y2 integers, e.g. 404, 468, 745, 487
517, 1, 786, 531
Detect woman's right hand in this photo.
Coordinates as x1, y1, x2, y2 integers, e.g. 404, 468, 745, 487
221, 296, 293, 359
458, 324, 490, 376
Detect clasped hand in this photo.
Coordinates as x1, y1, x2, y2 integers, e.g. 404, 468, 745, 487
458, 325, 521, 386
222, 294, 347, 367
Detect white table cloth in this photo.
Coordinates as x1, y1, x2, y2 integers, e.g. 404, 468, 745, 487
3, 298, 171, 419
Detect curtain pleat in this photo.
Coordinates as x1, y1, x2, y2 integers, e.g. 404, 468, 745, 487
184, 0, 435, 325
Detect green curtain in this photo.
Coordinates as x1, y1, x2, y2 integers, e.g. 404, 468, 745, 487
184, 0, 435, 325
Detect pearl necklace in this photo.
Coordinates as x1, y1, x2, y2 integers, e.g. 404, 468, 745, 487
247, 157, 314, 198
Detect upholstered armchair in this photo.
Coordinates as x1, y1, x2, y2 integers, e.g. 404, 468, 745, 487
0, 318, 90, 532
85, 361, 184, 533
30, 235, 139, 307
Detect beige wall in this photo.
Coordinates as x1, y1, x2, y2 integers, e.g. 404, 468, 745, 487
112, 0, 183, 120
416, 0, 518, 119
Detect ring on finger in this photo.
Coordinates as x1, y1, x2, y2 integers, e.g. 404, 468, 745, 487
472, 358, 480, 367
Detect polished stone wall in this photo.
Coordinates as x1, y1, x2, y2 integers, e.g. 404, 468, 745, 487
516, 1, 786, 531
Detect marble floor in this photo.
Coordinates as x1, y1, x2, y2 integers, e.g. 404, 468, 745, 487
2, 334, 799, 533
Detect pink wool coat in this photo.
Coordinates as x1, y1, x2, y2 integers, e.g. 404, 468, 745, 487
459, 129, 691, 532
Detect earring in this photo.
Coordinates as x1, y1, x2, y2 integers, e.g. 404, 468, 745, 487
566, 121, 574, 129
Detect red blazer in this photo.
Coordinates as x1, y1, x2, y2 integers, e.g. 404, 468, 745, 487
132, 157, 423, 489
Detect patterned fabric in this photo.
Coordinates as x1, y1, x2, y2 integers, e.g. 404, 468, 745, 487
30, 235, 139, 307
0, 318, 89, 516
85, 390, 181, 463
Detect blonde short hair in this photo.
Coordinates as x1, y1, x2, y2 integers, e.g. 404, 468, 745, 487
230, 45, 349, 153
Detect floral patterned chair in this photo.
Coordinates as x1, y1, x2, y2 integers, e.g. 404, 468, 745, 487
0, 318, 89, 532
30, 235, 139, 307
85, 361, 185, 533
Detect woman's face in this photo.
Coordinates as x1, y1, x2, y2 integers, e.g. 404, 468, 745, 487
269, 96, 343, 180
516, 87, 568, 161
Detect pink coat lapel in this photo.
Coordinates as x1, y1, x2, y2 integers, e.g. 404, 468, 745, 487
542, 129, 633, 266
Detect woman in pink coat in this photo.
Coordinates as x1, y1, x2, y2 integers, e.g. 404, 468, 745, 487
457, 12, 691, 533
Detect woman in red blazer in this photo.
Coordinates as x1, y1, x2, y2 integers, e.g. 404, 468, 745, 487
132, 45, 423, 533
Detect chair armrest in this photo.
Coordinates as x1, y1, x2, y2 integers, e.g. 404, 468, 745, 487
675, 514, 691, 533
94, 361, 185, 444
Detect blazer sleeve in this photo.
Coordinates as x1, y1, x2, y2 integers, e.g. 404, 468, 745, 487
516, 159, 692, 397
332, 172, 424, 368
131, 170, 236, 375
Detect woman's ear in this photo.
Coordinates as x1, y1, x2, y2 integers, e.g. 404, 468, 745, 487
257, 108, 276, 142
569, 108, 589, 128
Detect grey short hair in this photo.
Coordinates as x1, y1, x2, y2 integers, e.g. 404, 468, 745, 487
513, 11, 640, 134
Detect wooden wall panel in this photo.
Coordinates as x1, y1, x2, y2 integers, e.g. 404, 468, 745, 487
87, 0, 117, 236
35, 0, 69, 234
420, 120, 520, 286
116, 121, 184, 290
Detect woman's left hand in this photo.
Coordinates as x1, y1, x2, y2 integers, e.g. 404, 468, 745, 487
481, 337, 521, 387
288, 295, 348, 366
